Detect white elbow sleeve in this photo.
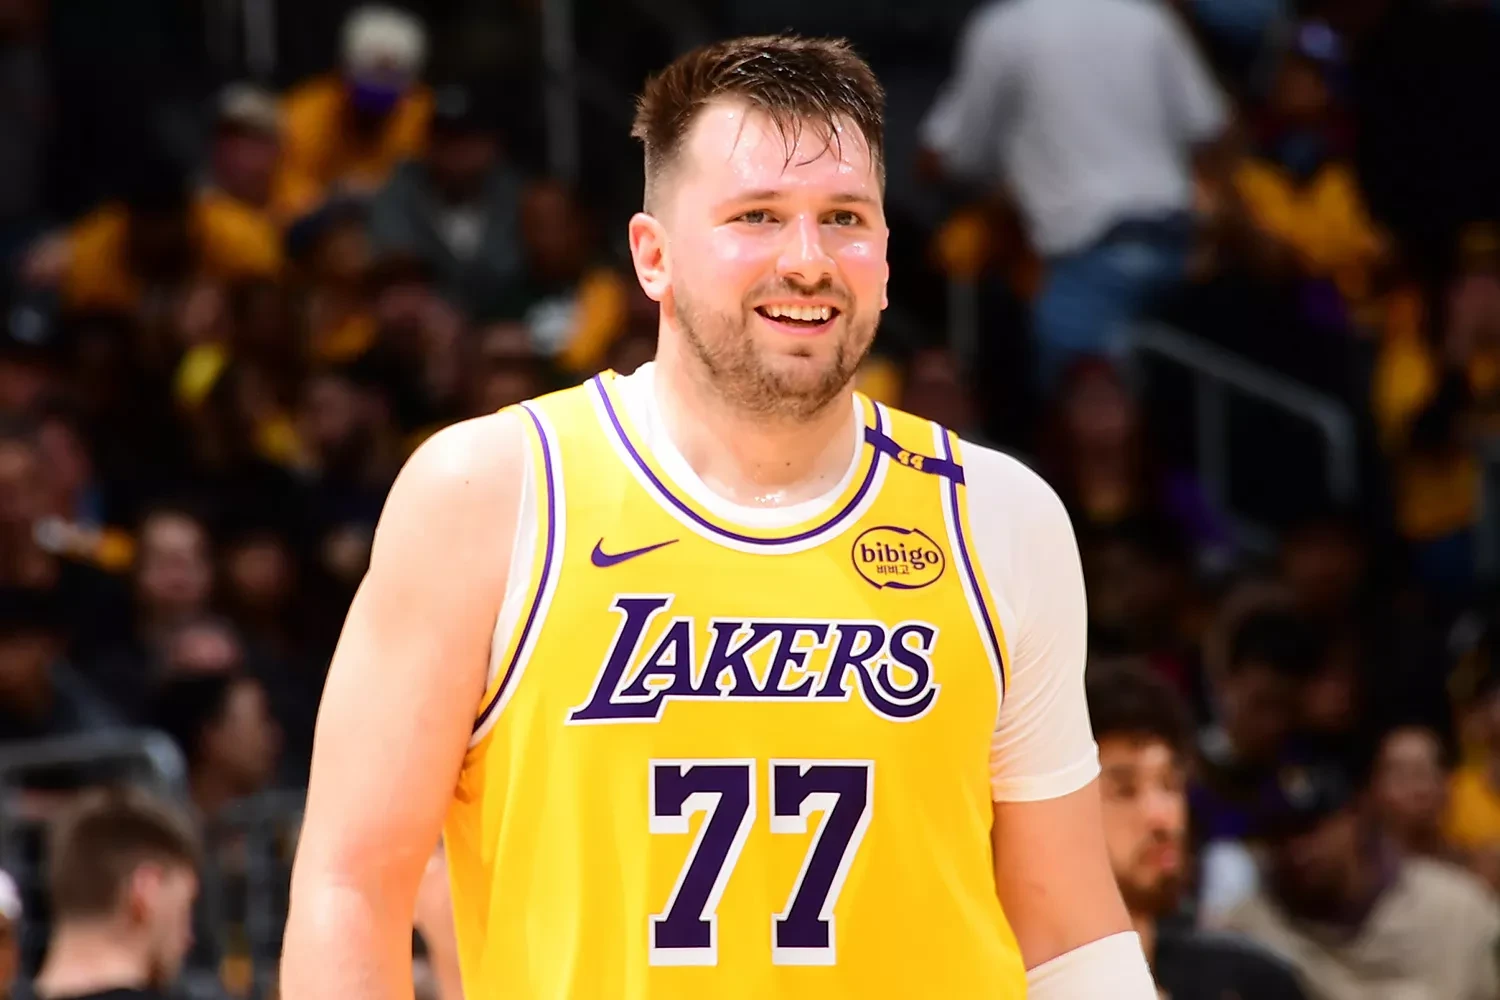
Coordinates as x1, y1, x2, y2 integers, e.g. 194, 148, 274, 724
1025, 932, 1157, 999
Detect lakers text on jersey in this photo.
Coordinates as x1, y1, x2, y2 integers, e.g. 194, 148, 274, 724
443, 370, 1028, 999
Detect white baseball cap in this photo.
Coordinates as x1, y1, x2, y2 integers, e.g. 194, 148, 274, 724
342, 5, 427, 79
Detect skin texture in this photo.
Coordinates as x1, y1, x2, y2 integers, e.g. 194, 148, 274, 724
281, 97, 1128, 1000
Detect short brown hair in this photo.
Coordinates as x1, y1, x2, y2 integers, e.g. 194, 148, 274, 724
47, 787, 202, 922
1086, 659, 1196, 762
631, 34, 885, 208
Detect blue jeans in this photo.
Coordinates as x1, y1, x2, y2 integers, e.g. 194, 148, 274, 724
1033, 214, 1193, 391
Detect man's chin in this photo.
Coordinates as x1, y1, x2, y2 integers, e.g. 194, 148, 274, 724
1120, 874, 1183, 917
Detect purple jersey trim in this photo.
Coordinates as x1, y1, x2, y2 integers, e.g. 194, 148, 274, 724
473, 402, 559, 733
939, 429, 1005, 697
590, 375, 885, 547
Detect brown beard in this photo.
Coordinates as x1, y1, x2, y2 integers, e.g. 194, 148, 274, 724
1119, 870, 1184, 918
672, 280, 874, 421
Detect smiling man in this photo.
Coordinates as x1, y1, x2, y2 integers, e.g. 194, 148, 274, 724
283, 35, 1149, 1000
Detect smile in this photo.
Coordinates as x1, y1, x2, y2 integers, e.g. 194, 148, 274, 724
754, 303, 841, 332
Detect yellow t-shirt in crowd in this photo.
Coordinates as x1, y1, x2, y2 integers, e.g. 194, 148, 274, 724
1445, 763, 1500, 851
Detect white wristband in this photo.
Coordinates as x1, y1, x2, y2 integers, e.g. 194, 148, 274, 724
1025, 931, 1156, 999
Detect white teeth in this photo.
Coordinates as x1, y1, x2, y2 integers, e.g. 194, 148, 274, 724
763, 304, 833, 322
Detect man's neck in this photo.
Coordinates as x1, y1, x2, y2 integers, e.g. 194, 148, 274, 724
33, 921, 150, 997
651, 347, 857, 507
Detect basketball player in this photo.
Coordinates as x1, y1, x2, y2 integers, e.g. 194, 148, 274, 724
282, 35, 1156, 999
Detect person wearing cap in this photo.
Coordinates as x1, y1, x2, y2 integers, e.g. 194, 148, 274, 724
1221, 755, 1500, 1000
274, 5, 433, 223
367, 82, 525, 321
209, 84, 282, 216
1088, 661, 1308, 999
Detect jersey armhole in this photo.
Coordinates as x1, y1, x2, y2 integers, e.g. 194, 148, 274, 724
469, 403, 566, 748
932, 426, 1011, 729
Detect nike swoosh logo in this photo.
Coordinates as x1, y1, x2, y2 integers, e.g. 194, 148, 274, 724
590, 538, 679, 568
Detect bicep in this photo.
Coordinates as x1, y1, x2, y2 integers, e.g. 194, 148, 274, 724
294, 417, 521, 903
921, 10, 1012, 180
991, 783, 1130, 968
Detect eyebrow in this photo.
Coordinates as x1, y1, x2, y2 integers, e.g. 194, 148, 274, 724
725, 189, 881, 209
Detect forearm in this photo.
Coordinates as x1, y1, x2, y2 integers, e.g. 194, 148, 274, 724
282, 881, 416, 1000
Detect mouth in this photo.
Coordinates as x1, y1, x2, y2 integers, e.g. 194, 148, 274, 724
754, 302, 841, 335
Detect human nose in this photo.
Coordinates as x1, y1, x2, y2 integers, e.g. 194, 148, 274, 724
777, 213, 835, 288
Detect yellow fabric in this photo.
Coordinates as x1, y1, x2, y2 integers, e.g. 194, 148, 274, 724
555, 268, 629, 375
1446, 763, 1500, 851
62, 192, 282, 314
1371, 287, 1433, 450
446, 375, 1023, 998
1235, 160, 1384, 304
311, 310, 377, 364
934, 208, 991, 281
273, 75, 431, 222
175, 343, 231, 409
1394, 452, 1478, 542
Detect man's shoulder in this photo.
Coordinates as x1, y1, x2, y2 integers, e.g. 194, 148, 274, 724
1401, 856, 1500, 917
946, 433, 1069, 528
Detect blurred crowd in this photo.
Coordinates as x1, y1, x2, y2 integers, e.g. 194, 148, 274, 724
1, 0, 1500, 997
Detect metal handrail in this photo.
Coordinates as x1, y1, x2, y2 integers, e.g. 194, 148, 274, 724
1124, 322, 1360, 550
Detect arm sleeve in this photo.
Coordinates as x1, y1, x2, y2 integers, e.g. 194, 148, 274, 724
919, 5, 1014, 182
1156, 7, 1228, 146
964, 444, 1100, 802
1025, 932, 1156, 999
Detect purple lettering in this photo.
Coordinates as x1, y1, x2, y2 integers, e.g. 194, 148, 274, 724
758, 623, 831, 697
816, 624, 886, 699
567, 596, 674, 722
619, 618, 708, 701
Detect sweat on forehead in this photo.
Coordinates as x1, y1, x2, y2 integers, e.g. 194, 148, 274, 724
692, 100, 878, 184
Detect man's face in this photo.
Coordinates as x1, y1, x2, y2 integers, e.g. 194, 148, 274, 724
1223, 664, 1299, 765
631, 100, 889, 420
1373, 727, 1445, 837
1269, 809, 1361, 916
136, 514, 212, 619
212, 131, 279, 208
205, 678, 282, 795
132, 862, 197, 989
1099, 735, 1187, 916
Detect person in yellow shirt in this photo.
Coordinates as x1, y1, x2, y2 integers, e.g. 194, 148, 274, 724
1445, 671, 1500, 889
46, 161, 282, 319
273, 5, 432, 223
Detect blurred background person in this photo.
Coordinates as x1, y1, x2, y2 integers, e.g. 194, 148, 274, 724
273, 5, 430, 222
1223, 756, 1500, 1000
1088, 659, 1308, 998
0, 869, 21, 1000
1369, 724, 1456, 864
27, 788, 200, 1000
920, 0, 1231, 389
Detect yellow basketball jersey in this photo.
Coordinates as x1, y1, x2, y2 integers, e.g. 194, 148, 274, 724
444, 371, 1026, 999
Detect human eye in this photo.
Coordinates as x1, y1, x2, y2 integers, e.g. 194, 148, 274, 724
826, 209, 863, 227
734, 209, 776, 225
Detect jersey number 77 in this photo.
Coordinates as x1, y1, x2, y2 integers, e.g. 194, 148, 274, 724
648, 759, 874, 967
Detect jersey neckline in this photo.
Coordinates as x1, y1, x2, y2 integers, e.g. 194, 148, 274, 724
588, 369, 887, 550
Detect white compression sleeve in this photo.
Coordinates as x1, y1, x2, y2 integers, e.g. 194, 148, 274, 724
1025, 932, 1157, 999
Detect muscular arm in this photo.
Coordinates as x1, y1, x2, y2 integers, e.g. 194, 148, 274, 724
282, 412, 524, 1000
965, 445, 1151, 995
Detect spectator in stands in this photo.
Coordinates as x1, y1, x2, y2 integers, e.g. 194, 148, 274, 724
501, 178, 628, 378
290, 199, 377, 367
1231, 23, 1389, 333
274, 5, 432, 222
1370, 725, 1455, 863
368, 82, 526, 322
1444, 670, 1500, 884
1197, 610, 1323, 840
0, 869, 18, 1000
1223, 757, 1500, 1000
1088, 660, 1307, 998
152, 672, 282, 819
0, 587, 117, 742
466, 321, 550, 418
28, 788, 200, 1000
920, 0, 1230, 389
1041, 359, 1228, 554
87, 507, 213, 718
163, 616, 244, 679
208, 85, 283, 218
898, 347, 983, 441
360, 255, 467, 441
29, 156, 281, 323
0, 423, 127, 660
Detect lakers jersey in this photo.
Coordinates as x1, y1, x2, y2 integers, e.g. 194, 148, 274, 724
444, 368, 1028, 998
